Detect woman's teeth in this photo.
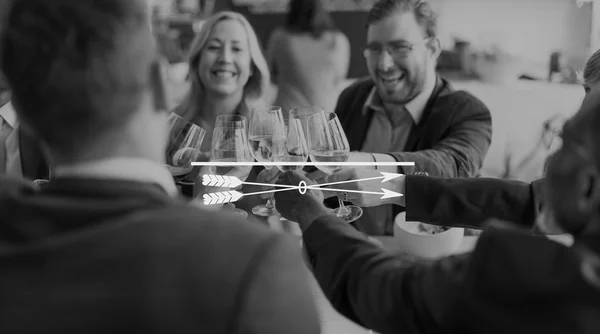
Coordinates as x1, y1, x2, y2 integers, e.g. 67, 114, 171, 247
213, 70, 235, 79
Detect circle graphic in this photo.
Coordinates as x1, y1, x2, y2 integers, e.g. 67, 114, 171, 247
298, 181, 307, 195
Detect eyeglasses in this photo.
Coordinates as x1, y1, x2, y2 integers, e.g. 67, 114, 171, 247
363, 37, 431, 59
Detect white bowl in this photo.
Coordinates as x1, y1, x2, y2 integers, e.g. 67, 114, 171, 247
394, 212, 464, 259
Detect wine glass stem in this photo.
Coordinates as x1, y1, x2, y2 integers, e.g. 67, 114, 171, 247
265, 198, 275, 209
337, 197, 350, 216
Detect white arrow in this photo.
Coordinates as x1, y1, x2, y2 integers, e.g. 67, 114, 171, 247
319, 187, 403, 199
203, 190, 245, 205
310, 172, 404, 189
380, 188, 403, 199
380, 172, 403, 183
202, 174, 243, 188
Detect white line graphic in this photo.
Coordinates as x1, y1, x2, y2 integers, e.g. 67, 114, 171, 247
192, 162, 415, 167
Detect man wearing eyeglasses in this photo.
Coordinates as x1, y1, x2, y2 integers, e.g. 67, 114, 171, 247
327, 0, 492, 235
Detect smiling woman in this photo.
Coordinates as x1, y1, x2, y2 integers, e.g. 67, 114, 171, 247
173, 11, 270, 152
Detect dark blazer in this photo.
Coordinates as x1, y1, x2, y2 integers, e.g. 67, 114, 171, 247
405, 175, 547, 230
303, 214, 600, 334
334, 76, 492, 176
0, 176, 320, 334
333, 77, 492, 235
18, 125, 49, 180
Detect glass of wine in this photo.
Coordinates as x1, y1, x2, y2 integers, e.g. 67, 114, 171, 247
215, 114, 247, 128
248, 106, 286, 216
166, 112, 206, 181
306, 111, 363, 223
273, 112, 309, 172
210, 123, 253, 218
289, 106, 324, 140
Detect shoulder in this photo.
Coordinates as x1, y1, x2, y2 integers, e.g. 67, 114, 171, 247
137, 204, 287, 258
328, 30, 349, 47
436, 84, 490, 116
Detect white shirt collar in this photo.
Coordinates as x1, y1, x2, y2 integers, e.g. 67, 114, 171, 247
364, 71, 437, 125
53, 157, 178, 197
0, 101, 18, 128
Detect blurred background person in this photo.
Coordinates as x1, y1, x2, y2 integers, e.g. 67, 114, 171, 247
266, 0, 350, 115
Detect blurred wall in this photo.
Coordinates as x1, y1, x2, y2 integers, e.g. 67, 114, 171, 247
432, 0, 592, 64
228, 0, 592, 79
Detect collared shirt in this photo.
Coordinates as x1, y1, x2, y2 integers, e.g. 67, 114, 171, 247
53, 157, 179, 197
360, 70, 437, 161
359, 71, 437, 230
0, 101, 22, 177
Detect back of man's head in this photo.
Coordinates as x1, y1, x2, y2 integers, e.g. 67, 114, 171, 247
0, 0, 156, 156
367, 0, 437, 38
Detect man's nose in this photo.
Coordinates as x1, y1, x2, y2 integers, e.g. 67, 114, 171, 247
376, 50, 394, 71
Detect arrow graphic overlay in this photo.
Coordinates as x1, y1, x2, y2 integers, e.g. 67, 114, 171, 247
202, 175, 243, 188
309, 172, 403, 189
202, 174, 299, 189
203, 191, 244, 205
201, 172, 404, 204
192, 161, 415, 167
320, 188, 403, 199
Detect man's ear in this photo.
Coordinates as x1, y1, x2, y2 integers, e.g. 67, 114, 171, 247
427, 37, 442, 61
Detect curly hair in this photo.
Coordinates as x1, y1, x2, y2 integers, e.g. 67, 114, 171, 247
367, 0, 437, 38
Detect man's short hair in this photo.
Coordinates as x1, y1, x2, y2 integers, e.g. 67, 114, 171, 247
0, 0, 156, 154
367, 0, 437, 38
579, 48, 600, 86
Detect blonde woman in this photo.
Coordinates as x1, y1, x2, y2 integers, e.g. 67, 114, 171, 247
174, 12, 271, 213
174, 11, 270, 152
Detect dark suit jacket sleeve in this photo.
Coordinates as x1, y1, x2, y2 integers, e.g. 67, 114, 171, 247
303, 215, 470, 334
406, 176, 546, 229
389, 92, 492, 177
236, 234, 321, 334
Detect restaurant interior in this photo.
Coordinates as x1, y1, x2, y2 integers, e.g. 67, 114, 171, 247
1, 0, 599, 333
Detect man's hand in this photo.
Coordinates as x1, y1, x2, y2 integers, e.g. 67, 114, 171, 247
274, 171, 330, 230
256, 167, 281, 199
321, 168, 406, 207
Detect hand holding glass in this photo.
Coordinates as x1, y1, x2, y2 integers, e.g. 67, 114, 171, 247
166, 113, 206, 180
248, 106, 286, 216
306, 111, 363, 223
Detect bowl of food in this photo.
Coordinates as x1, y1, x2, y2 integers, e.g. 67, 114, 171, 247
394, 212, 464, 259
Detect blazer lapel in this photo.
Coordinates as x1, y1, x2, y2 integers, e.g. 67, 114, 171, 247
403, 76, 448, 152
19, 127, 48, 180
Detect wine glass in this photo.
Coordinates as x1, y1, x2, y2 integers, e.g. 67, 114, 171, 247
273, 113, 309, 172
306, 111, 363, 223
166, 112, 206, 181
210, 123, 253, 218
215, 114, 247, 128
289, 106, 324, 141
248, 106, 286, 216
